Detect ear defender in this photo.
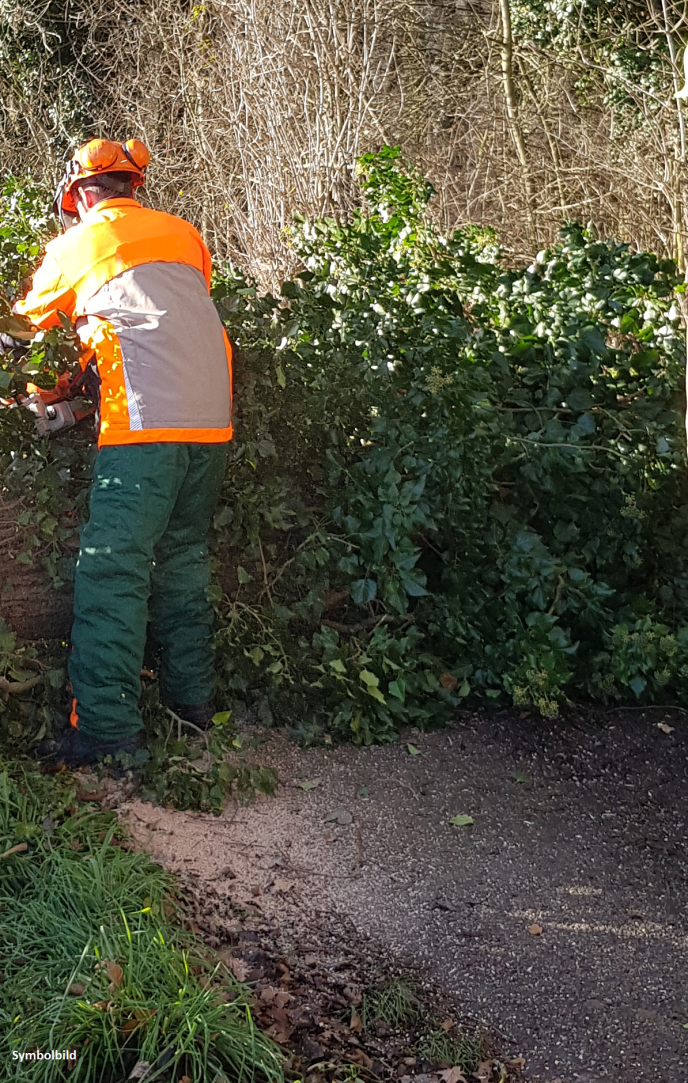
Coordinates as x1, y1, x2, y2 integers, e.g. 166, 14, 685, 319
122, 139, 150, 172
77, 139, 120, 172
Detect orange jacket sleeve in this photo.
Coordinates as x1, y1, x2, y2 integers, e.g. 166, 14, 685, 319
13, 248, 77, 330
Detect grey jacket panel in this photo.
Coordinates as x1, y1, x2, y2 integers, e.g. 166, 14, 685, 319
81, 262, 231, 430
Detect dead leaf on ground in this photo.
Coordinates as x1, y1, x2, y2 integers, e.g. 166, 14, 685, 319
657, 722, 675, 734
265, 1005, 294, 1043
439, 1068, 469, 1083
324, 806, 353, 825
440, 1018, 455, 1031
347, 1049, 374, 1070
178, 1077, 192, 1083
271, 878, 295, 893
473, 1061, 493, 1082
68, 983, 85, 996
350, 1012, 363, 1033
528, 923, 543, 936
299, 779, 321, 790
93, 1000, 112, 1011
104, 959, 124, 990
217, 952, 250, 982
508, 1057, 526, 1071
439, 672, 458, 691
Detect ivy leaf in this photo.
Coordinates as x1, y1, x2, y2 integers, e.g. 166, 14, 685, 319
350, 578, 377, 604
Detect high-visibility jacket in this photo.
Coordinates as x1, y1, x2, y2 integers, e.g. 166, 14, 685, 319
14, 197, 232, 447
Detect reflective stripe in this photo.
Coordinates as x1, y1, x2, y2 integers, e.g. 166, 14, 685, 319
122, 359, 143, 430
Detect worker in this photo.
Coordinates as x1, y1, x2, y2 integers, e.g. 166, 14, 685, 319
13, 138, 233, 766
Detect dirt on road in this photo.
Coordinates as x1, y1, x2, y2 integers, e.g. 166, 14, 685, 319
123, 707, 688, 1083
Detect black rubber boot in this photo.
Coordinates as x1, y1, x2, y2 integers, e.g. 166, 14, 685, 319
37, 727, 143, 768
166, 701, 215, 731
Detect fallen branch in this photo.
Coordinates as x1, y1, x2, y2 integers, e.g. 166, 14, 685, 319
0, 673, 43, 694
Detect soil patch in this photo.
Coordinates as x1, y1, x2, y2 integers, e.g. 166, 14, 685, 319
119, 707, 688, 1083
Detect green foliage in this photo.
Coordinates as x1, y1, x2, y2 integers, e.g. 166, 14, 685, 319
510, 0, 671, 118
138, 694, 278, 814
211, 145, 688, 735
0, 760, 283, 1082
3, 150, 688, 752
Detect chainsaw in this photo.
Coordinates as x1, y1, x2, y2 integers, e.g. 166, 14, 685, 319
0, 335, 95, 436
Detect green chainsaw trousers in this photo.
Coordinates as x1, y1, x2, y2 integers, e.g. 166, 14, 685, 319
69, 442, 228, 742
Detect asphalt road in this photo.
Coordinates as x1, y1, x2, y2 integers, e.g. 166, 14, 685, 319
127, 707, 688, 1083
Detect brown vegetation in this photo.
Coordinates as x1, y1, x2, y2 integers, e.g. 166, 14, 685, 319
2, 1, 688, 283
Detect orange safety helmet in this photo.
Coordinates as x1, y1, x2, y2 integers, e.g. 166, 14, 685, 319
53, 138, 150, 230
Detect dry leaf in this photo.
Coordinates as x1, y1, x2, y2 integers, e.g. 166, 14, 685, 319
178, 1077, 192, 1083
657, 722, 675, 734
68, 983, 85, 996
0, 842, 28, 859
127, 1063, 151, 1081
260, 986, 279, 1003
265, 1005, 294, 1043
350, 1012, 363, 1033
93, 1000, 111, 1011
439, 672, 458, 691
508, 1057, 526, 1071
473, 1061, 493, 1082
439, 1068, 469, 1083
441, 1018, 455, 1031
218, 952, 250, 982
347, 1049, 373, 1070
528, 923, 543, 936
121, 1018, 140, 1036
343, 984, 362, 1005
104, 959, 124, 990
271, 878, 295, 893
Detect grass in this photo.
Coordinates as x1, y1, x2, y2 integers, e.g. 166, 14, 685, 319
359, 979, 421, 1031
417, 1027, 484, 1072
0, 759, 283, 1082
357, 978, 484, 1076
